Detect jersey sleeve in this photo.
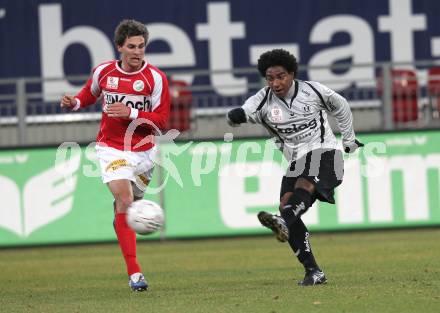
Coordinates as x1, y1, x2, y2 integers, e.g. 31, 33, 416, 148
312, 81, 356, 144
74, 64, 107, 109
135, 71, 170, 130
74, 78, 98, 109
241, 87, 269, 124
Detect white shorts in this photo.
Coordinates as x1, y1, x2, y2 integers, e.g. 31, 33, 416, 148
95, 145, 157, 198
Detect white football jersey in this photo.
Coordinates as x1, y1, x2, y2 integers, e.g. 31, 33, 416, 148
242, 80, 355, 161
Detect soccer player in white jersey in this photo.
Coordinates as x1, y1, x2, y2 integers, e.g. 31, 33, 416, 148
227, 49, 363, 286
60, 19, 170, 291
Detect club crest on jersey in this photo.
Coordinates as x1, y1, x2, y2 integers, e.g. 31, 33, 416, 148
106, 76, 119, 89
270, 106, 283, 122
133, 80, 145, 92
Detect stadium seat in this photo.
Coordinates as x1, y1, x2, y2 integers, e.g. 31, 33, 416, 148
427, 67, 440, 118
167, 80, 192, 132
377, 69, 419, 123
390, 69, 419, 122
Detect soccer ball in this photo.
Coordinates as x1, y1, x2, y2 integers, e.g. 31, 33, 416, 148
126, 200, 164, 235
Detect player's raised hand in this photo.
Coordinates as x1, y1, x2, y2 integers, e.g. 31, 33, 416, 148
105, 102, 130, 118
60, 94, 77, 108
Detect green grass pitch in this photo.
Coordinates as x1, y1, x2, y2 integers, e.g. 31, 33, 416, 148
0, 228, 439, 313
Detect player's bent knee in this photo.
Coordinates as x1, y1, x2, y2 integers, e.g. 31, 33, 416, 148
115, 196, 134, 212
295, 178, 316, 194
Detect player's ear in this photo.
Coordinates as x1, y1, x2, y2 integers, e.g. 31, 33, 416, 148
117, 45, 123, 53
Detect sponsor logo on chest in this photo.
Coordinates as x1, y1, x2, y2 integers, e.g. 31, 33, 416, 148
274, 118, 317, 134
104, 91, 152, 111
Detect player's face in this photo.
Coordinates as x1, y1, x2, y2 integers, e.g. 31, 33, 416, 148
118, 36, 146, 72
265, 66, 294, 98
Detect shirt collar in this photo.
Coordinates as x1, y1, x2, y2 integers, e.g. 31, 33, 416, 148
286, 80, 297, 100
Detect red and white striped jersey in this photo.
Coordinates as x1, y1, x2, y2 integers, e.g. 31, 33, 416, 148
74, 60, 170, 152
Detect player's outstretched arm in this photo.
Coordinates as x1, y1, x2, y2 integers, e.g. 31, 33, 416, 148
323, 90, 364, 153
226, 108, 247, 127
309, 81, 364, 154
60, 94, 78, 109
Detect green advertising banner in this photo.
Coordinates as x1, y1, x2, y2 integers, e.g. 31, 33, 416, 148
0, 143, 162, 246
161, 131, 440, 238
1, 131, 440, 246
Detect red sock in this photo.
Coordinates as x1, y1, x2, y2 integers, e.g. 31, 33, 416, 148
114, 213, 141, 276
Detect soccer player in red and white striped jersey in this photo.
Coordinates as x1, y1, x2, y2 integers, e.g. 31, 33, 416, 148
60, 19, 170, 291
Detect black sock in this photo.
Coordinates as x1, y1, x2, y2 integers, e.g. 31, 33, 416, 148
287, 217, 320, 272
280, 188, 312, 227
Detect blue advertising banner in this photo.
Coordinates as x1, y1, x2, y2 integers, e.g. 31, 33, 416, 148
1, 1, 439, 77
0, 0, 439, 103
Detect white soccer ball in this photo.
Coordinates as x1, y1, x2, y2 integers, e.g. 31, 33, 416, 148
126, 200, 164, 235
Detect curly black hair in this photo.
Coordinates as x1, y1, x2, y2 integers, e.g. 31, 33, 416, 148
114, 19, 149, 47
257, 49, 298, 78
